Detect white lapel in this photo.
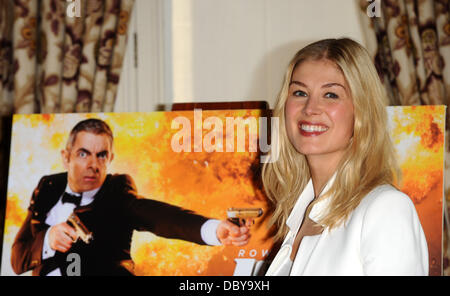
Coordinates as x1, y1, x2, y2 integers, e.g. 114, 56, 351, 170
308, 173, 336, 224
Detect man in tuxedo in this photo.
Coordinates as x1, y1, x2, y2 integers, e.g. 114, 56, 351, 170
11, 118, 251, 276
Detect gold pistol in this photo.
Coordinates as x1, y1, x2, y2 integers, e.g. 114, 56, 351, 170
227, 207, 263, 226
67, 212, 93, 244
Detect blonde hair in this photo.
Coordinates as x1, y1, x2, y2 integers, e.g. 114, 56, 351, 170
262, 38, 401, 242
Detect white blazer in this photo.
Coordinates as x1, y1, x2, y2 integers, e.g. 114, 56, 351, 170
266, 176, 429, 276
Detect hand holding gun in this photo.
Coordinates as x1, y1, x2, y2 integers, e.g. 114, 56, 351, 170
48, 212, 93, 253
226, 207, 263, 226
67, 212, 93, 244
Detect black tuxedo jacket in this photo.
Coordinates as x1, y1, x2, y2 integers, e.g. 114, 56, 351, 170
11, 172, 209, 276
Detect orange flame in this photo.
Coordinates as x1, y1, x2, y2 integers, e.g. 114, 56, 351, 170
390, 105, 445, 276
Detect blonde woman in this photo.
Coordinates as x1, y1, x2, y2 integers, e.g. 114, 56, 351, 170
263, 38, 428, 276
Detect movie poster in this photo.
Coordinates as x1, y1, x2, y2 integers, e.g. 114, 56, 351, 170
0, 106, 445, 275
1, 110, 273, 276
387, 105, 445, 276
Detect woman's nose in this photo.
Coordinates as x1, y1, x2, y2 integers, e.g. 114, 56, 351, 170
302, 95, 322, 116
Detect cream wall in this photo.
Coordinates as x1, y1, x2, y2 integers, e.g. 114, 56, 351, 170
116, 0, 368, 111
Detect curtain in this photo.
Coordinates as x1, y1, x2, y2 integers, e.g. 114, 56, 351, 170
0, 0, 134, 114
0, 0, 134, 265
358, 0, 450, 275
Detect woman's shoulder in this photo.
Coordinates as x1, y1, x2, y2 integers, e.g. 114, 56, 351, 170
355, 185, 428, 276
356, 184, 418, 223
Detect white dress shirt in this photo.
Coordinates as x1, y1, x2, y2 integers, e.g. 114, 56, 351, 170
266, 175, 429, 276
42, 186, 221, 276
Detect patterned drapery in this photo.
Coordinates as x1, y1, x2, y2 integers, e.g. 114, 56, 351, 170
0, 0, 134, 265
0, 0, 134, 114
358, 0, 450, 275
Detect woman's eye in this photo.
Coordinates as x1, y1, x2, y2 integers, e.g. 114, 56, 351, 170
293, 90, 307, 97
324, 92, 339, 99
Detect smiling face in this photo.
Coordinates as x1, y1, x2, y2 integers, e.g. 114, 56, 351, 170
285, 59, 354, 166
62, 131, 114, 193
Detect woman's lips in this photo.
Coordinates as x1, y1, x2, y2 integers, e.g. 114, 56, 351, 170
298, 121, 329, 136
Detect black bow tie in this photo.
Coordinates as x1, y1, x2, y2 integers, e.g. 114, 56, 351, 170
62, 192, 82, 206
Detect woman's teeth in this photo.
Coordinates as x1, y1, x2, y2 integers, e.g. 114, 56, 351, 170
301, 124, 328, 132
